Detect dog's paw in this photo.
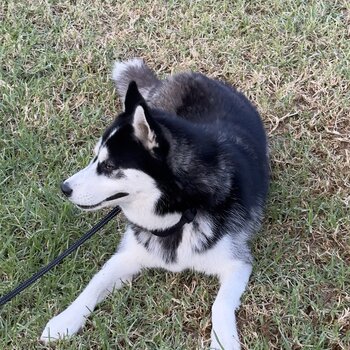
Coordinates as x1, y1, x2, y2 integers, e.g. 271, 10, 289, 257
40, 309, 86, 344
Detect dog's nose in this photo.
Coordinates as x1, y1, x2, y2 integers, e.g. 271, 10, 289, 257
61, 181, 73, 197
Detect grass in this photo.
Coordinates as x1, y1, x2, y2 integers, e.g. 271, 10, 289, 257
0, 0, 349, 349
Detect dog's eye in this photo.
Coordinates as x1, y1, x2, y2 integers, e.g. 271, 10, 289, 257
102, 160, 114, 171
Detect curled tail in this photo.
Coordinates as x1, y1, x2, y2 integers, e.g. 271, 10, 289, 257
112, 58, 160, 103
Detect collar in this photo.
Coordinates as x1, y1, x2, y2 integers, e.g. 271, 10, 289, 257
142, 208, 197, 237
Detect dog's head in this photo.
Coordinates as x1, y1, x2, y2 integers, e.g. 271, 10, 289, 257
61, 82, 179, 226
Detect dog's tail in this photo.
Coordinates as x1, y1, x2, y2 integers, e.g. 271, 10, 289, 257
112, 58, 160, 103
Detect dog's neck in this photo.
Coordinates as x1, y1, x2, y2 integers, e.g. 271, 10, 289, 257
120, 197, 196, 236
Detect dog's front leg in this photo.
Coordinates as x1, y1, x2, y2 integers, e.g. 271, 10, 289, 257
40, 230, 147, 343
210, 261, 252, 350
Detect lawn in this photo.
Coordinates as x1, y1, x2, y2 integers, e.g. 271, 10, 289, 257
0, 0, 349, 349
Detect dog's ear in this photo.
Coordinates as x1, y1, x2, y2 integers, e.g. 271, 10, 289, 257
124, 81, 159, 151
124, 81, 144, 114
132, 105, 158, 150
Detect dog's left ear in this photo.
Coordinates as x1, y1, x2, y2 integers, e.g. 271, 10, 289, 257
124, 81, 159, 151
132, 105, 158, 150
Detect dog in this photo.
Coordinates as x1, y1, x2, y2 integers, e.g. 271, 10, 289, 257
40, 59, 269, 349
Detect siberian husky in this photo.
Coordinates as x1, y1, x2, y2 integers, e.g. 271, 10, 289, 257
41, 59, 269, 349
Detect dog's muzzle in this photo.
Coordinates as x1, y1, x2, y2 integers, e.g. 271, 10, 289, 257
60, 180, 128, 209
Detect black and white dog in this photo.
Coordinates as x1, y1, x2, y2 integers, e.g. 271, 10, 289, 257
41, 59, 269, 349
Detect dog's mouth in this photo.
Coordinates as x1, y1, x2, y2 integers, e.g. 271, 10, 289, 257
77, 192, 129, 209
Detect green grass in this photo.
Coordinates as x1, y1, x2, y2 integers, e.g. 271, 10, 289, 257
1, 0, 349, 349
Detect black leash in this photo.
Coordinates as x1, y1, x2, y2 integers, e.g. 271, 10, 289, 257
0, 207, 121, 307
